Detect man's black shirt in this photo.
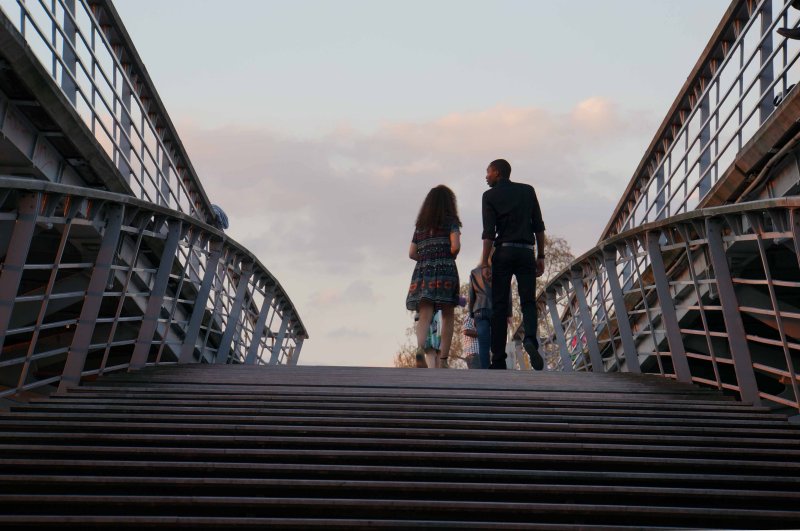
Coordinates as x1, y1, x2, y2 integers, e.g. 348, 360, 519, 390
481, 179, 545, 245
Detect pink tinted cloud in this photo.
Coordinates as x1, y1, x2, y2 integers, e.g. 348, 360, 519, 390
180, 97, 655, 277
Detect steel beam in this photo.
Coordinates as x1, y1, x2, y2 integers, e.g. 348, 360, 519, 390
60, 0, 77, 105
705, 217, 760, 405
546, 291, 571, 371
570, 269, 604, 372
268, 313, 291, 365
758, 0, 774, 125
289, 337, 304, 366
244, 287, 274, 365
60, 204, 123, 391
646, 231, 692, 382
602, 248, 641, 373
178, 246, 223, 363
129, 220, 182, 369
214, 262, 253, 364
0, 193, 41, 351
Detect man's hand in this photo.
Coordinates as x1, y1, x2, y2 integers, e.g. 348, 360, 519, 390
481, 265, 491, 281
536, 257, 545, 277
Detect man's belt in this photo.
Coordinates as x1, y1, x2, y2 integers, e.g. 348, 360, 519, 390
498, 242, 535, 250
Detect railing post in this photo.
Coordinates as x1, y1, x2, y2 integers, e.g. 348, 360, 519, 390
706, 217, 761, 405
129, 220, 182, 369
60, 0, 77, 105
645, 231, 693, 382
546, 291, 572, 371
759, 0, 774, 125
289, 337, 304, 366
214, 262, 253, 364
602, 248, 641, 373
569, 269, 604, 372
245, 286, 274, 365
698, 91, 712, 197
118, 75, 133, 182
59, 204, 123, 392
268, 312, 291, 365
0, 193, 41, 351
179, 245, 223, 363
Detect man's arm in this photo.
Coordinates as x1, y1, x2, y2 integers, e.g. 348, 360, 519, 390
468, 277, 475, 317
480, 193, 496, 279
530, 187, 546, 277
535, 231, 545, 276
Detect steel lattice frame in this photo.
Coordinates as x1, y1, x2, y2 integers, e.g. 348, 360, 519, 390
0, 0, 215, 221
603, 0, 800, 238
540, 198, 800, 414
0, 178, 307, 398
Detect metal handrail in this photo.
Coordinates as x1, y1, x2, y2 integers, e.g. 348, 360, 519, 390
0, 0, 214, 221
601, 0, 800, 240
539, 197, 800, 414
0, 177, 308, 398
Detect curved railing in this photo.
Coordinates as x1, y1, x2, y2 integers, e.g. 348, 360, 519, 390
539, 198, 800, 414
0, 178, 307, 398
602, 0, 800, 239
0, 0, 214, 222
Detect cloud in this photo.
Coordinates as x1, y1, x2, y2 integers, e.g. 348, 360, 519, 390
184, 98, 652, 274
328, 326, 371, 339
308, 280, 381, 307
179, 98, 657, 366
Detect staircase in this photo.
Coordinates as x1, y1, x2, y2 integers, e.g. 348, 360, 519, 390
0, 365, 798, 529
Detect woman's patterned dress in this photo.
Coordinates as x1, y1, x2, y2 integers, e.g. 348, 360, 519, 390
406, 223, 460, 311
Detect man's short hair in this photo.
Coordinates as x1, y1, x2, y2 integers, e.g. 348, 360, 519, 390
490, 159, 511, 180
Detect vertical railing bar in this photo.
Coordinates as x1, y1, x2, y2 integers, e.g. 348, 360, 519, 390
705, 217, 760, 405
179, 245, 223, 364
546, 290, 572, 372
154, 236, 195, 364
676, 224, 723, 389
129, 220, 181, 370
628, 239, 666, 375
245, 287, 274, 365
289, 337, 304, 366
99, 215, 147, 373
646, 231, 692, 382
570, 269, 604, 372
602, 248, 641, 373
747, 212, 800, 406
0, 193, 42, 352
268, 312, 290, 366
214, 262, 253, 364
60, 204, 123, 391
18, 205, 75, 389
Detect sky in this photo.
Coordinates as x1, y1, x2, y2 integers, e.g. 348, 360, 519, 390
115, 0, 730, 367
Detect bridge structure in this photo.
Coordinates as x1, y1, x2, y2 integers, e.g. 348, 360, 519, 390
0, 0, 799, 528
539, 0, 800, 420
0, 0, 308, 399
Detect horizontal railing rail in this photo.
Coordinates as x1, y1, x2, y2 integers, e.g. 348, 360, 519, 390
539, 198, 800, 414
602, 0, 800, 240
0, 0, 214, 222
0, 177, 307, 398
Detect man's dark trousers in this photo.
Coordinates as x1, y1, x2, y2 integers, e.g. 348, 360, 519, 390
489, 246, 538, 369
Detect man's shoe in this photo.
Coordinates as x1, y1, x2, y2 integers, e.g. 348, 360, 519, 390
523, 338, 544, 371
777, 27, 800, 40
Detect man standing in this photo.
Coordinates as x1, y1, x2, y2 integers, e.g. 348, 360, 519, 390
480, 159, 546, 370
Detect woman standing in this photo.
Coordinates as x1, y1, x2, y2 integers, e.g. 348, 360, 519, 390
406, 185, 461, 368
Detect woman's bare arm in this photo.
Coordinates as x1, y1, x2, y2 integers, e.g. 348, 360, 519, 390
450, 231, 461, 257
409, 243, 419, 261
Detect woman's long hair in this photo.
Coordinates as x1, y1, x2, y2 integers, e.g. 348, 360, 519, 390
415, 185, 462, 231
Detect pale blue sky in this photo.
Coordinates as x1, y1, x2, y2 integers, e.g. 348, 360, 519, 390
117, 1, 728, 135
115, 1, 730, 366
